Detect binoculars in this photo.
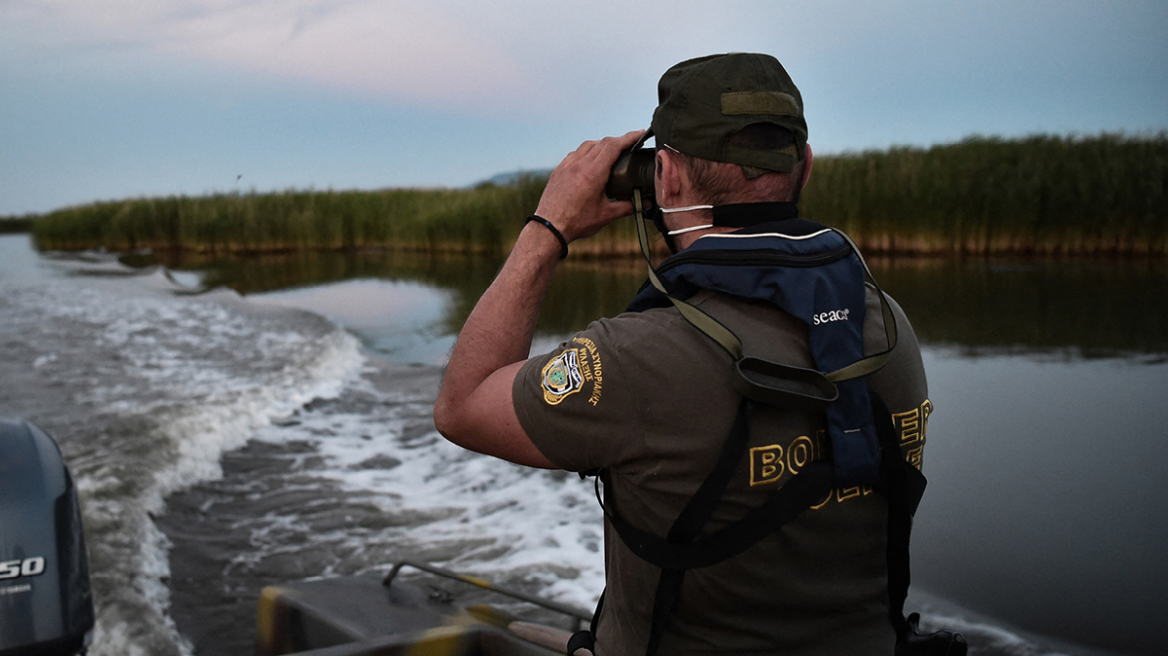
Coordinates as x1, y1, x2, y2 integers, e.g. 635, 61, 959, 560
605, 146, 656, 201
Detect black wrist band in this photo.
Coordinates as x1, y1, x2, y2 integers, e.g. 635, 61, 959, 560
525, 214, 569, 260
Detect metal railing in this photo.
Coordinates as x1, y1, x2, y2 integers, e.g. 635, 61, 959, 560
383, 559, 591, 631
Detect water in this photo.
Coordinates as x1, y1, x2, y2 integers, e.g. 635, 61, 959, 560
0, 236, 364, 655
912, 351, 1167, 655
2, 233, 1165, 656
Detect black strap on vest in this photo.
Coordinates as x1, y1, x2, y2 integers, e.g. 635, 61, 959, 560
872, 393, 927, 640
645, 399, 758, 656
572, 392, 926, 656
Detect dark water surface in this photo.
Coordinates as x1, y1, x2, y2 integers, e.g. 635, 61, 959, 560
164, 247, 1168, 655
5, 235, 1166, 656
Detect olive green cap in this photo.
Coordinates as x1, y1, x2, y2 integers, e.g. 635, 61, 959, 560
651, 52, 807, 173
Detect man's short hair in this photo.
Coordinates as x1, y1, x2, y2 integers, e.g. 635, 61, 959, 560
667, 123, 806, 205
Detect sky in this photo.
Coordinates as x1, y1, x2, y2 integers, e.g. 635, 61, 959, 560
1, 0, 1166, 217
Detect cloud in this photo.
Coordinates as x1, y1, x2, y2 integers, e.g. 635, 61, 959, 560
168, 1, 533, 111
2, 0, 845, 119
4, 1, 1165, 150
5, 0, 534, 113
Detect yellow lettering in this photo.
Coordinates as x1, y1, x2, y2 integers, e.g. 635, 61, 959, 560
577, 350, 594, 382
894, 407, 921, 445
750, 445, 785, 486
906, 445, 923, 470
786, 435, 814, 475
570, 338, 603, 406
837, 486, 862, 502
895, 399, 931, 466
810, 490, 833, 510
574, 336, 596, 350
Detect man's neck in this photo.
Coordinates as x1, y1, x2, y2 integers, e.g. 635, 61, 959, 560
673, 225, 736, 251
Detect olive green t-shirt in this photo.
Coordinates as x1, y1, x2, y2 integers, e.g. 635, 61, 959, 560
514, 287, 929, 656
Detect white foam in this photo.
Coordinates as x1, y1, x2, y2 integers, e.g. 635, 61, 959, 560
6, 255, 366, 656
906, 589, 1132, 656
245, 373, 606, 613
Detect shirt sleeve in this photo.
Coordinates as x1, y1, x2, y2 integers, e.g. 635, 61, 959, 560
512, 316, 647, 472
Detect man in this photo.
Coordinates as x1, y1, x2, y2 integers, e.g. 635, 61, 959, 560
434, 53, 929, 655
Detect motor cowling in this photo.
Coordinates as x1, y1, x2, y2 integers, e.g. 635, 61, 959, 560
0, 418, 94, 656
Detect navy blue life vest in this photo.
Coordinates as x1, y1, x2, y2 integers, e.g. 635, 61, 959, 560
627, 217, 880, 487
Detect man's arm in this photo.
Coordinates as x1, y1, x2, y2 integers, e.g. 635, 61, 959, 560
432, 130, 644, 468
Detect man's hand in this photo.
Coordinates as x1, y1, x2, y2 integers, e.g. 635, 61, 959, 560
534, 130, 645, 242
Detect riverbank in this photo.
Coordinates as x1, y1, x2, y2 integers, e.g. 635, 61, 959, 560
23, 132, 1168, 257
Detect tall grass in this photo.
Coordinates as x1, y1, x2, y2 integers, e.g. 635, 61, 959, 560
801, 133, 1168, 255
32, 178, 550, 255
30, 132, 1168, 257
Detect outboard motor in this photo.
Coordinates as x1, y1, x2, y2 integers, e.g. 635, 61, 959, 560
0, 418, 94, 656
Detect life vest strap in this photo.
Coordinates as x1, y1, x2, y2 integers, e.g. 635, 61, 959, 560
634, 188, 745, 361
586, 392, 925, 656
734, 357, 839, 412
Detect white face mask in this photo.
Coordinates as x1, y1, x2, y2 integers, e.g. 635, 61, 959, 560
656, 144, 716, 236
659, 205, 714, 236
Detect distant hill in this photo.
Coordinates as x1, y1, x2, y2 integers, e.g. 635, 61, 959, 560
473, 169, 552, 187
0, 217, 34, 233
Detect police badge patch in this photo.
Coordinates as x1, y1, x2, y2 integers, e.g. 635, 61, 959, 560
541, 349, 584, 405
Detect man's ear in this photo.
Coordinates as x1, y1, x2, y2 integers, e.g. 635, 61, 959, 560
655, 149, 684, 205
800, 143, 814, 190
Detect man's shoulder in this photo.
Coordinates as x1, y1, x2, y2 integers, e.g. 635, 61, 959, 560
588, 294, 800, 356
862, 285, 929, 413
584, 304, 713, 351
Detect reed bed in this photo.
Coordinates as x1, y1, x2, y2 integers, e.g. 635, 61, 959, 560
801, 133, 1168, 256
27, 132, 1168, 257
30, 178, 551, 256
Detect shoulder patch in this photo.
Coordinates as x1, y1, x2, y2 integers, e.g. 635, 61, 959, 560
541, 349, 584, 405
539, 338, 605, 406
